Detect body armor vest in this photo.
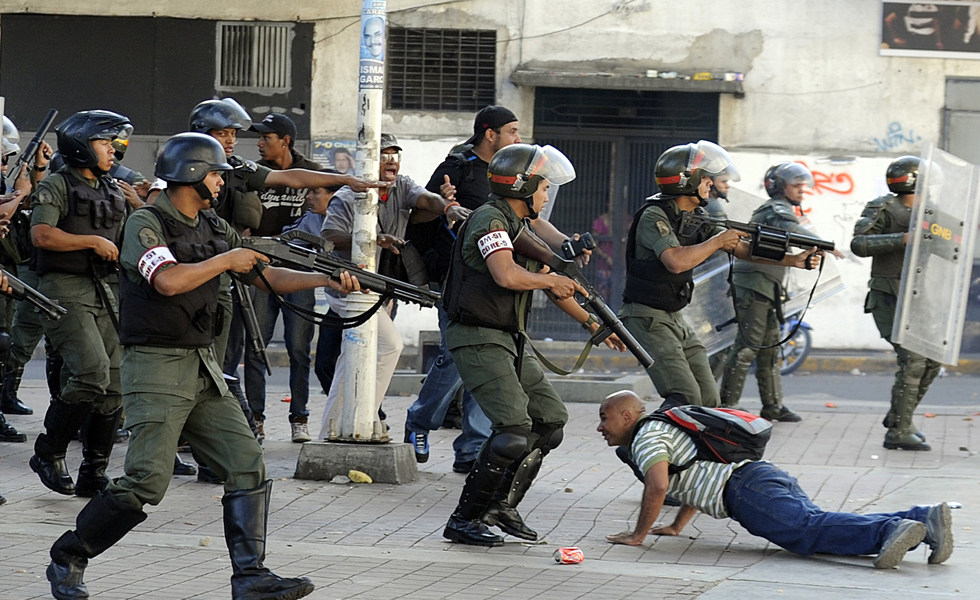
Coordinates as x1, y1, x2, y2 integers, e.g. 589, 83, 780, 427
442, 208, 530, 333
118, 206, 230, 348
35, 169, 126, 276
732, 197, 800, 288
871, 195, 910, 281
623, 196, 712, 312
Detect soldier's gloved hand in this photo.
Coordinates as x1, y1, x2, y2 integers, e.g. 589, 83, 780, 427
36, 141, 54, 169
90, 237, 119, 262
225, 248, 269, 273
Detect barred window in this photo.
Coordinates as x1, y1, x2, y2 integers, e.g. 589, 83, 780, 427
386, 27, 496, 111
216, 22, 293, 93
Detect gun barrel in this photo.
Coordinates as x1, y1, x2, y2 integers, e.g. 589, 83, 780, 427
786, 232, 836, 252
588, 296, 654, 369
6, 109, 59, 187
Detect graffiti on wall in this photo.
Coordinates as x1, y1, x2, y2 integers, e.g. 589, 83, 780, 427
873, 122, 922, 152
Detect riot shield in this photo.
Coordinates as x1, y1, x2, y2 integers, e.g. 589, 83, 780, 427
893, 143, 980, 365
684, 186, 845, 356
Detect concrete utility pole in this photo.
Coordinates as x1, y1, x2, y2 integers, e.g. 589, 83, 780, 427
339, 0, 388, 442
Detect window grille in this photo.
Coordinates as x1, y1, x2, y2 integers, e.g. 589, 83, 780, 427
386, 27, 496, 111
217, 22, 293, 93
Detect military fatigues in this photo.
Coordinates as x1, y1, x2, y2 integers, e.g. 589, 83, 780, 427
30, 166, 127, 496
106, 192, 264, 509
446, 198, 567, 436
619, 195, 725, 407
851, 194, 939, 447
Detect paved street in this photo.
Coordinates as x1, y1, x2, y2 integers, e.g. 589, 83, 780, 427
1, 363, 977, 599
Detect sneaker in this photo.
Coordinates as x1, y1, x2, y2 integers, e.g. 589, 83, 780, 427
924, 502, 953, 564
291, 422, 312, 443
255, 420, 265, 442
404, 429, 429, 463
452, 459, 475, 473
874, 519, 926, 569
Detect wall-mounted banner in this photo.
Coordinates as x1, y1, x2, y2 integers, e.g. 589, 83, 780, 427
311, 139, 356, 173
881, 1, 980, 59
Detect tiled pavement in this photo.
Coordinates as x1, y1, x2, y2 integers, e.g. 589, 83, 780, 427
0, 372, 977, 599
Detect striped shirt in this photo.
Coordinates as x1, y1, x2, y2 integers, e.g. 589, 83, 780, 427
630, 419, 751, 519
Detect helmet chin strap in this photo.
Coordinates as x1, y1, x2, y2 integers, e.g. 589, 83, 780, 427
524, 197, 539, 220
193, 181, 214, 201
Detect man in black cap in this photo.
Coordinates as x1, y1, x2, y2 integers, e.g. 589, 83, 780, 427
404, 106, 583, 473
247, 112, 326, 442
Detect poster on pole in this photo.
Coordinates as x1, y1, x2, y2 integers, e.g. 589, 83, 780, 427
311, 139, 356, 173
359, 1, 386, 89
881, 1, 980, 59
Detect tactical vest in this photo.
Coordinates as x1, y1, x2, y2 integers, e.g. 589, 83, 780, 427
622, 195, 712, 312
871, 195, 910, 281
35, 169, 126, 276
118, 206, 230, 348
442, 208, 529, 333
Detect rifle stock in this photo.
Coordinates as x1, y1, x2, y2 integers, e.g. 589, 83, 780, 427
511, 227, 654, 369
232, 280, 271, 375
242, 231, 441, 308
1, 267, 66, 320
6, 109, 58, 189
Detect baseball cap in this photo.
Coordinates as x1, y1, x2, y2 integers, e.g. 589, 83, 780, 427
250, 113, 298, 140
465, 106, 518, 146
380, 133, 402, 152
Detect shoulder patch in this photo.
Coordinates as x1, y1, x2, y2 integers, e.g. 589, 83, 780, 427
656, 220, 672, 237
35, 187, 55, 206
488, 218, 507, 232
138, 227, 161, 249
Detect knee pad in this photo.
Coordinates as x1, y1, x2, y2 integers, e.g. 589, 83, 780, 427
0, 331, 11, 358
487, 431, 528, 465
903, 356, 928, 382
531, 423, 564, 452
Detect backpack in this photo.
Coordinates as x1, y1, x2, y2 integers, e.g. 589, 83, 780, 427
632, 398, 772, 475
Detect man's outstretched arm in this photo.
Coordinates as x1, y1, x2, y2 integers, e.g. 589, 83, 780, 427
606, 460, 670, 546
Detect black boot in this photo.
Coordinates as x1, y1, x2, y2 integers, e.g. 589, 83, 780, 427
47, 491, 147, 600
173, 454, 197, 476
444, 444, 509, 547
1, 363, 32, 415
31, 401, 93, 495
75, 409, 122, 498
0, 411, 26, 442
482, 450, 541, 541
223, 481, 315, 600
46, 349, 65, 402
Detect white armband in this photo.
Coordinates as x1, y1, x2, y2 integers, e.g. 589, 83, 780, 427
138, 246, 177, 283
477, 229, 513, 259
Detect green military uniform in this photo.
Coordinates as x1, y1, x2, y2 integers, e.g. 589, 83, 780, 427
619, 196, 725, 407
106, 191, 264, 509
719, 196, 807, 414
31, 167, 122, 414
851, 194, 939, 446
447, 198, 567, 435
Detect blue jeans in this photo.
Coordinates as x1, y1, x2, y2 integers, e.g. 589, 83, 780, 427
724, 461, 929, 556
405, 302, 491, 463
244, 288, 315, 423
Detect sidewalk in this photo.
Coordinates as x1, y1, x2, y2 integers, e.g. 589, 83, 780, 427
0, 373, 976, 599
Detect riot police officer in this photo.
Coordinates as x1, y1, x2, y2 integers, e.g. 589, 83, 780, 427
851, 156, 935, 451
45, 132, 361, 600
29, 110, 132, 498
441, 143, 624, 547
718, 163, 816, 421
620, 143, 820, 408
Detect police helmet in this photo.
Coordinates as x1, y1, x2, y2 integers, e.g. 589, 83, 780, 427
55, 110, 133, 169
2, 116, 21, 158
188, 98, 252, 133
111, 124, 133, 162
155, 133, 233, 184
655, 141, 739, 201
765, 162, 814, 202
487, 144, 575, 218
886, 155, 919, 194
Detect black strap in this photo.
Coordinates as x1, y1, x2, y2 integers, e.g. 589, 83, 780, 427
253, 267, 387, 329
727, 253, 823, 351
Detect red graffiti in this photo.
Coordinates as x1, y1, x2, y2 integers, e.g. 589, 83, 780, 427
798, 161, 855, 196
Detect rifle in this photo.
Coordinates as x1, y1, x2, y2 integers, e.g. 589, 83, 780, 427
511, 226, 654, 369
1, 267, 67, 320
242, 230, 441, 309
679, 211, 835, 261
5, 109, 58, 189
232, 279, 271, 375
